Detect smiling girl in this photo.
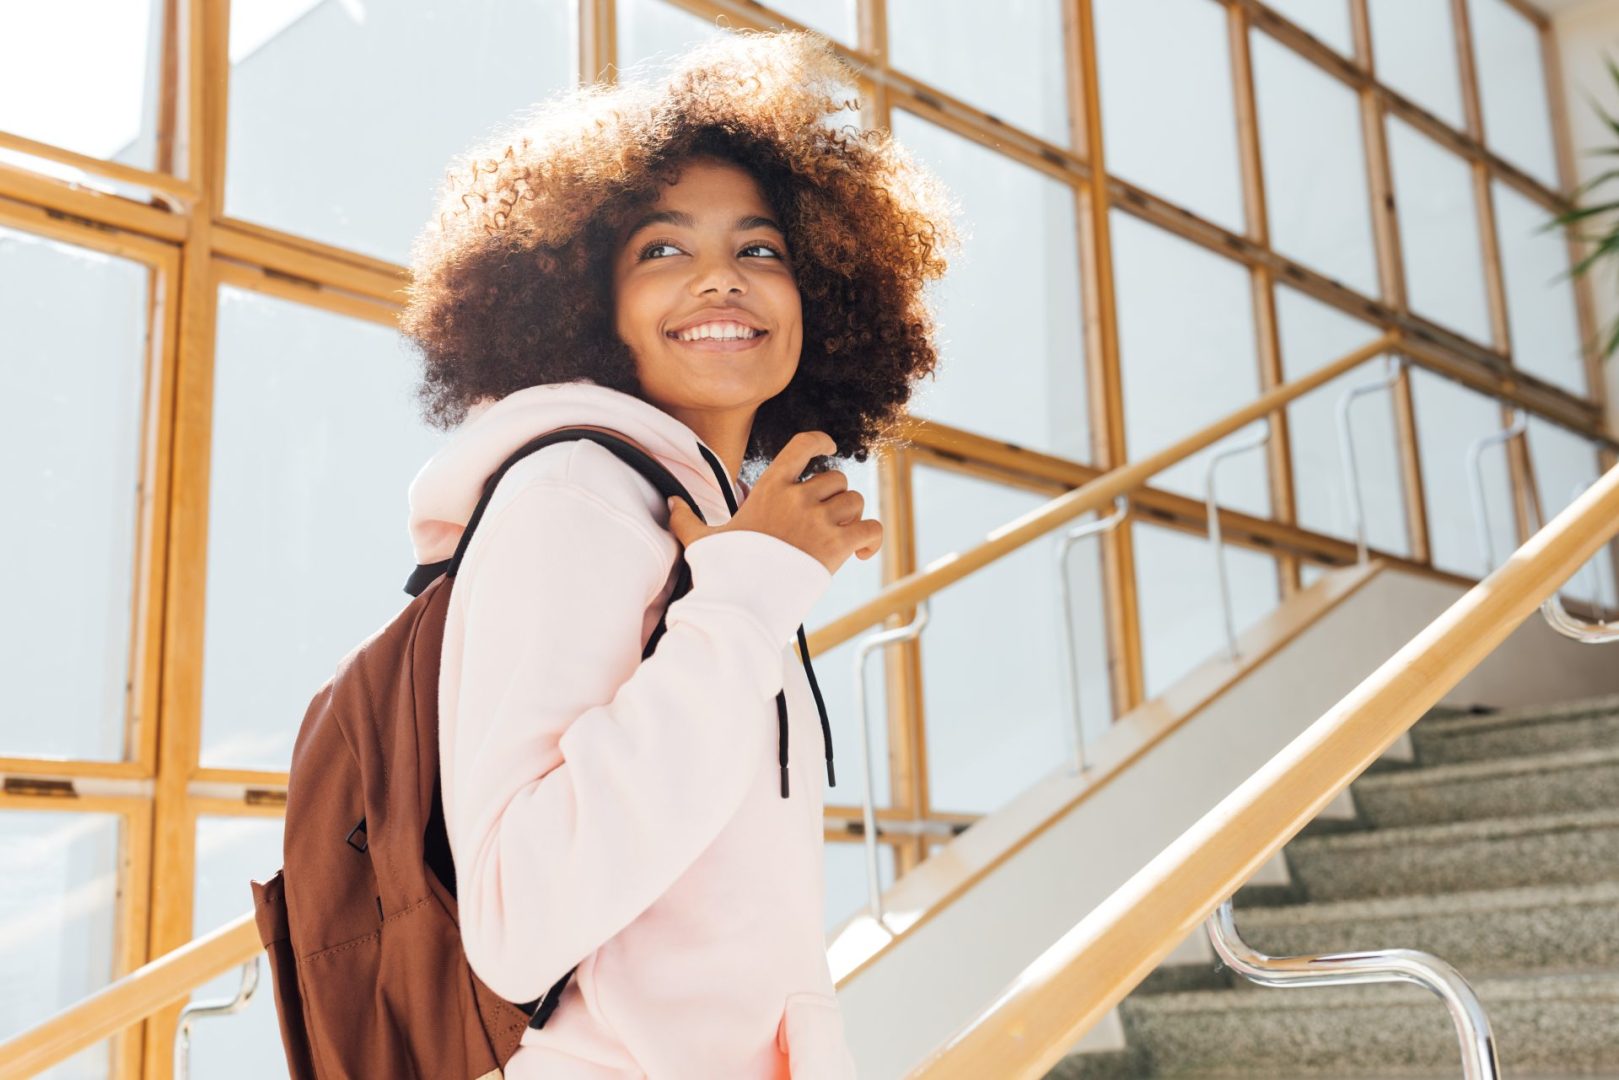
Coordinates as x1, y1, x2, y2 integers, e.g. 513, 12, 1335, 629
399, 29, 957, 1079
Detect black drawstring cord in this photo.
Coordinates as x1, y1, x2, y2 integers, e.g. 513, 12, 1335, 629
692, 443, 836, 799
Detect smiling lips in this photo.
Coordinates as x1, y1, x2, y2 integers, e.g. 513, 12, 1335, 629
666, 319, 769, 351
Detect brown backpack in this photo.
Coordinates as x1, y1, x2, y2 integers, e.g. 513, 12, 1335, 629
249, 426, 702, 1079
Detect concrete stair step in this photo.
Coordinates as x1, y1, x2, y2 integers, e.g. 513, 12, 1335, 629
1053, 970, 1619, 1077
1233, 879, 1619, 984
1408, 694, 1619, 766
1135, 881, 1619, 998
1350, 744, 1619, 828
1283, 807, 1619, 902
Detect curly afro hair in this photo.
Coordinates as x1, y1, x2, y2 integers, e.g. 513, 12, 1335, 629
398, 28, 960, 478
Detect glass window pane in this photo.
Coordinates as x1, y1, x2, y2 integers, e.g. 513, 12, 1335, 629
761, 0, 857, 45
2, 226, 150, 762
224, 0, 573, 264
615, 4, 862, 131
0, 1, 163, 171
188, 815, 287, 1080
0, 811, 121, 1078
199, 288, 450, 771
1471, 0, 1559, 188
1111, 211, 1268, 516
1387, 116, 1493, 343
617, 0, 729, 72
1409, 366, 1517, 578
1251, 31, 1379, 296
1495, 181, 1586, 397
1368, 0, 1465, 128
1132, 521, 1280, 698
1264, 0, 1353, 55
889, 0, 1070, 146
890, 110, 1090, 463
803, 457, 891, 809
1525, 418, 1618, 609
914, 466, 1112, 816
1276, 286, 1409, 557
824, 839, 895, 934
1095, 0, 1245, 232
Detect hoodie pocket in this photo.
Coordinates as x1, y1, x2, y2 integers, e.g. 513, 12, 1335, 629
776, 992, 858, 1079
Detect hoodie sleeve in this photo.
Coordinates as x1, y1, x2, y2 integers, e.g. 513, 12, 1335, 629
444, 469, 834, 1005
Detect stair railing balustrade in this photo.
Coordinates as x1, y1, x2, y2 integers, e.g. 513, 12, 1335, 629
1335, 355, 1406, 565
173, 959, 259, 1080
1054, 496, 1128, 775
1205, 421, 1273, 662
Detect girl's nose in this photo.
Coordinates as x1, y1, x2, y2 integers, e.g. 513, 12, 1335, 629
689, 256, 747, 296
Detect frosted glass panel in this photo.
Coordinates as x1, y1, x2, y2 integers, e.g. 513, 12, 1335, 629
824, 838, 896, 935
0, 1, 163, 171
224, 0, 572, 263
1133, 522, 1279, 698
802, 456, 891, 809
1265, 0, 1353, 55
891, 110, 1089, 462
1387, 117, 1492, 343
1471, 0, 1558, 188
1111, 210, 1267, 516
1251, 31, 1379, 296
1095, 0, 1244, 231
1369, 0, 1464, 128
618, 0, 728, 73
1276, 287, 1409, 557
2, 225, 150, 762
889, 0, 1069, 146
914, 466, 1112, 816
762, 0, 857, 45
1409, 367, 1516, 578
0, 811, 120, 1078
1525, 418, 1618, 609
200, 287, 450, 771
189, 816, 287, 1080
1495, 181, 1586, 397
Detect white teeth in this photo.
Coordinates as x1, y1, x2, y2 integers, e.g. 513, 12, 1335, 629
672, 321, 762, 342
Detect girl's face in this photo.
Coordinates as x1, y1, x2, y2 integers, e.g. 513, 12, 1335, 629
611, 157, 803, 437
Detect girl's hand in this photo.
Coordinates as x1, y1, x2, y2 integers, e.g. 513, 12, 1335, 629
666, 431, 883, 575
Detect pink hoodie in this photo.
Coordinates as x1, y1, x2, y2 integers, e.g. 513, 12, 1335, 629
407, 380, 860, 1079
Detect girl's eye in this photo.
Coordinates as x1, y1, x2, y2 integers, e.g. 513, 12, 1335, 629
639, 241, 682, 260
636, 240, 785, 260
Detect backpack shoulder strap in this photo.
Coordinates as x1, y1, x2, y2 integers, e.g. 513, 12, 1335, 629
404, 427, 703, 597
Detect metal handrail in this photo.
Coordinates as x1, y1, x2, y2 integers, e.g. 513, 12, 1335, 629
851, 598, 931, 929
1465, 408, 1527, 574
1206, 422, 1273, 661
1204, 898, 1500, 1078
1335, 355, 1405, 564
1466, 416, 1618, 644
1054, 496, 1129, 775
173, 959, 259, 1080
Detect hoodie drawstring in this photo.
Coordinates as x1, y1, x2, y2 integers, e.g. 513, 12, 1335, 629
694, 443, 835, 800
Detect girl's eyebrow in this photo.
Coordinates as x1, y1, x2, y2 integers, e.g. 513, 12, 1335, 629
624, 209, 784, 237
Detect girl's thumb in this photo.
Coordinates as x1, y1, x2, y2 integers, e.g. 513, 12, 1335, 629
666, 496, 700, 544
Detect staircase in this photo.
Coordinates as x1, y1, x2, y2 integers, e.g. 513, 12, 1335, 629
1051, 692, 1619, 1078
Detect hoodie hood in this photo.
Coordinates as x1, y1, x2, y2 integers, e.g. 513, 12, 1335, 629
405, 379, 833, 804
408, 380, 749, 566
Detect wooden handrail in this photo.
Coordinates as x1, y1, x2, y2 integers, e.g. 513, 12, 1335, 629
3, 332, 1398, 1077
0, 914, 260, 1080
806, 332, 1398, 656
906, 456, 1619, 1079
